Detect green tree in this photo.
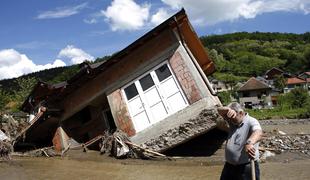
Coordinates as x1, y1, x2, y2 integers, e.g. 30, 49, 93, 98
213, 72, 247, 90
208, 49, 227, 72
289, 88, 309, 108
274, 75, 287, 92
50, 65, 79, 83
304, 46, 310, 70
0, 88, 10, 112
217, 91, 232, 106
13, 77, 37, 110
278, 88, 309, 109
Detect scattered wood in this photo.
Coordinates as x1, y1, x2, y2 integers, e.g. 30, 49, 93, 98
125, 141, 166, 157
12, 110, 44, 144
98, 130, 169, 160
61, 143, 71, 156
259, 147, 277, 152
84, 135, 104, 148
22, 146, 57, 157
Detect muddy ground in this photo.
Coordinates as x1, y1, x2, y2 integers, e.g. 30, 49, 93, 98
0, 119, 309, 180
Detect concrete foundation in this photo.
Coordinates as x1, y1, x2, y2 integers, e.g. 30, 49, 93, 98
130, 98, 222, 152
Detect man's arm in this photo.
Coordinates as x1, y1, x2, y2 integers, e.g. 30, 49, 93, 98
245, 129, 263, 158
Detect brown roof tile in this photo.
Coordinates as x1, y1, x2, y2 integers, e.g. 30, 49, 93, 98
238, 77, 271, 92
286, 77, 306, 85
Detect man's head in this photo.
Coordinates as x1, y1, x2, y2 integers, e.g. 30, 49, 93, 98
227, 102, 245, 125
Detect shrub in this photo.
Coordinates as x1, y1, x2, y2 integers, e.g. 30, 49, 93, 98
217, 91, 232, 106
278, 88, 309, 109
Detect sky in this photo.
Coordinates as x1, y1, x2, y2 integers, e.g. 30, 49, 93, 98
0, 0, 310, 80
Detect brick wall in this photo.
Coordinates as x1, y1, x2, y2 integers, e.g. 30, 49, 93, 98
169, 51, 202, 104
52, 127, 62, 152
107, 89, 136, 136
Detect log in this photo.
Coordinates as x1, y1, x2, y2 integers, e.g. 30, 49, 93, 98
84, 135, 103, 148
13, 111, 44, 143
125, 141, 166, 157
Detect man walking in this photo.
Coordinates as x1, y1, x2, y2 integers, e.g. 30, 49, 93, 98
218, 102, 262, 180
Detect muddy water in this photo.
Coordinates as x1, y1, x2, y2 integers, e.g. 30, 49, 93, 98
0, 154, 222, 180
1, 153, 310, 180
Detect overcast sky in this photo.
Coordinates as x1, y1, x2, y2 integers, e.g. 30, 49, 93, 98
0, 0, 310, 80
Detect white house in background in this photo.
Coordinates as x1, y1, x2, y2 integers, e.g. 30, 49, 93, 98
299, 72, 310, 91
237, 77, 278, 108
210, 78, 229, 92
284, 77, 307, 93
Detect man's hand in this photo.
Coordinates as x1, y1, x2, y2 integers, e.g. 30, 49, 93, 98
227, 108, 237, 118
217, 107, 237, 119
245, 144, 256, 159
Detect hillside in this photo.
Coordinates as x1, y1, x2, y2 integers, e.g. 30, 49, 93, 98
0, 32, 309, 111
201, 32, 310, 84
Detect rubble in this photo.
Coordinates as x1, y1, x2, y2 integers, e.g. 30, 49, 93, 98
0, 141, 12, 160
260, 132, 310, 156
0, 114, 27, 160
142, 109, 218, 152
99, 130, 168, 159
260, 119, 310, 126
1, 114, 28, 140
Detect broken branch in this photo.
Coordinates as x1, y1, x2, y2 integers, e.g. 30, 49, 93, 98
125, 141, 166, 157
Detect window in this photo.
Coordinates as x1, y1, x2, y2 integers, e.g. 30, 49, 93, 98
155, 64, 171, 82
243, 92, 250, 97
122, 62, 188, 132
139, 74, 154, 91
124, 83, 138, 100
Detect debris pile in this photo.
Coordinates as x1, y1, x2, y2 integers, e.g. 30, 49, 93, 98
0, 141, 12, 160
1, 114, 28, 140
0, 114, 28, 160
99, 130, 167, 159
58, 130, 168, 160
143, 109, 218, 152
260, 131, 310, 156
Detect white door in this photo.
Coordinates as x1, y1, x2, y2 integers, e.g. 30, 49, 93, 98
124, 83, 151, 132
138, 74, 168, 124
123, 63, 188, 132
153, 64, 187, 114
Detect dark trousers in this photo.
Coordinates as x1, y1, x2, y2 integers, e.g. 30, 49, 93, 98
220, 161, 260, 180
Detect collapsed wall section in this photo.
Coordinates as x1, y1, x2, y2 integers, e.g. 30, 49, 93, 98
142, 108, 219, 152
130, 98, 223, 152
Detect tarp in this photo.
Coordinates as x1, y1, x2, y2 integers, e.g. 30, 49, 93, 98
0, 130, 9, 141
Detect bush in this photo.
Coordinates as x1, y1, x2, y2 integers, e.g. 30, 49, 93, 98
217, 91, 231, 106
248, 88, 310, 119
278, 88, 309, 109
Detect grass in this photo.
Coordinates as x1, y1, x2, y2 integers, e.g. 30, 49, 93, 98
247, 108, 309, 120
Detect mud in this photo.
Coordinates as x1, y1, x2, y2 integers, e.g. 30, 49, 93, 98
0, 118, 309, 180
0, 153, 309, 180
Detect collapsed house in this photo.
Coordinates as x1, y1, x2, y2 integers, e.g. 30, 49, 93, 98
15, 9, 223, 153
